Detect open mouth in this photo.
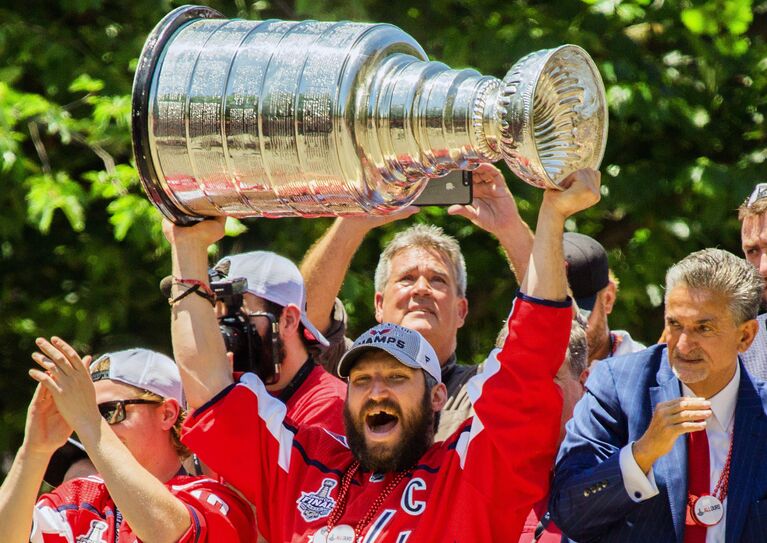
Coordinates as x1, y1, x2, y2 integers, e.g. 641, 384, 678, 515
366, 410, 399, 435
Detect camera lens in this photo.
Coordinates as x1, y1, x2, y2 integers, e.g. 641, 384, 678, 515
219, 321, 249, 366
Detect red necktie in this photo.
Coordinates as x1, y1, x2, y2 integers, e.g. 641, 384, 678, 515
684, 429, 710, 543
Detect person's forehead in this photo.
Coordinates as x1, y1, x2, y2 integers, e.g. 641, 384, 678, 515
242, 291, 269, 309
389, 246, 453, 275
741, 213, 767, 243
349, 350, 415, 374
665, 286, 730, 321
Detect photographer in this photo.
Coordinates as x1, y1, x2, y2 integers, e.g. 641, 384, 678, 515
163, 225, 346, 433
178, 169, 601, 542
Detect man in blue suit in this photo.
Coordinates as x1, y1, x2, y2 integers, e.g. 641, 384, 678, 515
550, 248, 767, 543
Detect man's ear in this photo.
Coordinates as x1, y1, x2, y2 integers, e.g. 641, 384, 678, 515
159, 398, 181, 431
280, 304, 302, 337
456, 297, 468, 329
602, 279, 618, 315
579, 366, 591, 388
602, 280, 617, 315
738, 318, 759, 353
431, 382, 448, 412
374, 292, 384, 323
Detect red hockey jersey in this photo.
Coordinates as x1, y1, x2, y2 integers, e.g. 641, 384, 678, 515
31, 473, 256, 542
183, 294, 571, 542
283, 362, 346, 435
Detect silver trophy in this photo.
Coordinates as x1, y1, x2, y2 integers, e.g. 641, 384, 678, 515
132, 5, 607, 224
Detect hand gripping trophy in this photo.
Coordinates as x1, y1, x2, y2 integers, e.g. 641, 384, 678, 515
132, 5, 608, 224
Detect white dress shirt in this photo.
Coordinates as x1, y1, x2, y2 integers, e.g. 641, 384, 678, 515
619, 363, 740, 543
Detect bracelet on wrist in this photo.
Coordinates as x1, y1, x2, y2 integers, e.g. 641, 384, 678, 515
168, 278, 215, 306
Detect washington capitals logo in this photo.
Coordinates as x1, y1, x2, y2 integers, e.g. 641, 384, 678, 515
370, 327, 393, 335
297, 478, 338, 522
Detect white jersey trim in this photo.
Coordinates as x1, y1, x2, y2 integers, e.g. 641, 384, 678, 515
456, 346, 502, 468
240, 372, 295, 472
31, 505, 76, 543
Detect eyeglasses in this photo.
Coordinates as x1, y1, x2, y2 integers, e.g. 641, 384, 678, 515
97, 399, 162, 425
745, 183, 767, 208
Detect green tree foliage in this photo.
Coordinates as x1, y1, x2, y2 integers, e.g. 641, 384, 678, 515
1, 0, 765, 468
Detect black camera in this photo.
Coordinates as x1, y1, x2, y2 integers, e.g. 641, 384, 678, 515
209, 273, 281, 385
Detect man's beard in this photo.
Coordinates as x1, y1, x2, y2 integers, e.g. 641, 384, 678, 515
256, 330, 285, 384
344, 389, 435, 473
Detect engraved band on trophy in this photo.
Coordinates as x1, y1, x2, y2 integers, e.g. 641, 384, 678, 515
132, 5, 608, 224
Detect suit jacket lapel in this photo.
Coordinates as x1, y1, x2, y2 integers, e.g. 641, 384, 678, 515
724, 361, 767, 543
650, 353, 686, 543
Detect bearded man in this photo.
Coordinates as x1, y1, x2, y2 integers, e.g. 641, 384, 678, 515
166, 169, 600, 541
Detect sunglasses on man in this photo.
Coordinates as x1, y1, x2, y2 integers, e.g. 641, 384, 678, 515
97, 399, 163, 425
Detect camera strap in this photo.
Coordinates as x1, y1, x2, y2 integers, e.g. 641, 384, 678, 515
277, 358, 316, 404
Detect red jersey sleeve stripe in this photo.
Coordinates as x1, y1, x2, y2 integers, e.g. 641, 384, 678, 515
239, 372, 295, 472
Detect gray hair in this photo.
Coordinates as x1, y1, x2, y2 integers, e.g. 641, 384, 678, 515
564, 316, 589, 380
374, 224, 467, 296
494, 314, 588, 380
664, 248, 763, 324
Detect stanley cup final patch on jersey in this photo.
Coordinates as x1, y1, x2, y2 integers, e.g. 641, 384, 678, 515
297, 478, 338, 522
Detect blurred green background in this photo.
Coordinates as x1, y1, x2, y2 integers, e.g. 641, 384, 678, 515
1, 0, 765, 472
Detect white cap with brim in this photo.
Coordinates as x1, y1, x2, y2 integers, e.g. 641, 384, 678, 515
216, 251, 329, 347
89, 348, 183, 403
338, 323, 441, 383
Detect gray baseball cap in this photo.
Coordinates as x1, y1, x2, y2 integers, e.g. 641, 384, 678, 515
89, 348, 182, 403
215, 251, 329, 347
338, 323, 441, 383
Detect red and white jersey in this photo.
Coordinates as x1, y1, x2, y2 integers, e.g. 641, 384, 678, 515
183, 294, 571, 542
31, 473, 257, 542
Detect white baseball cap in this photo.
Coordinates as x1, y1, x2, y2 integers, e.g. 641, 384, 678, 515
337, 323, 441, 383
214, 251, 329, 346
89, 348, 183, 403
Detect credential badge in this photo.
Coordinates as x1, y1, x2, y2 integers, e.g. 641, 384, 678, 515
297, 478, 338, 522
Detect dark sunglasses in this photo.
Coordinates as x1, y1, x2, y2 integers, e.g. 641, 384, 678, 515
97, 399, 162, 425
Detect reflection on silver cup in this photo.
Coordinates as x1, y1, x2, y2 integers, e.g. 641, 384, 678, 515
132, 5, 607, 224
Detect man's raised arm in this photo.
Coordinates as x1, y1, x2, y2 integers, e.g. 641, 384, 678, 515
300, 210, 418, 333
451, 169, 601, 538
522, 169, 601, 301
163, 218, 232, 409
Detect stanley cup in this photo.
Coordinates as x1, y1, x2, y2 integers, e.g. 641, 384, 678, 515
132, 5, 608, 224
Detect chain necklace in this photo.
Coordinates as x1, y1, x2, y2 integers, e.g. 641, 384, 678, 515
711, 428, 734, 502
325, 460, 411, 541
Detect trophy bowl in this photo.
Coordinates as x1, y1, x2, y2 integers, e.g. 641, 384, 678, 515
132, 5, 608, 223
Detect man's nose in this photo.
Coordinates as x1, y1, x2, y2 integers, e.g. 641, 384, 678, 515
676, 330, 697, 353
368, 377, 391, 400
411, 275, 431, 295
759, 252, 767, 279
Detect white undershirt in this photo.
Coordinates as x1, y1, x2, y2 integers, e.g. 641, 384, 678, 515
619, 363, 740, 543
